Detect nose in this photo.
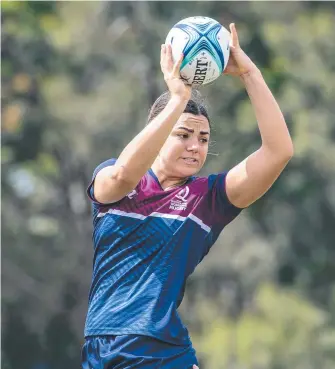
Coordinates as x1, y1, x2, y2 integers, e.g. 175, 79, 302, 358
186, 138, 199, 152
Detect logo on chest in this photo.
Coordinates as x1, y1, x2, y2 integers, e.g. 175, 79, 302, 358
169, 186, 190, 211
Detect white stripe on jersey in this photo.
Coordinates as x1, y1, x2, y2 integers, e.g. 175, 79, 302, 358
97, 209, 211, 233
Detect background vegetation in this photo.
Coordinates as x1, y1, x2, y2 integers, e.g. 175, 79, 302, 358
2, 2, 335, 368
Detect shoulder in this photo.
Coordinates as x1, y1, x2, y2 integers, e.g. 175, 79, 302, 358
195, 171, 243, 215
190, 172, 229, 191
92, 158, 117, 178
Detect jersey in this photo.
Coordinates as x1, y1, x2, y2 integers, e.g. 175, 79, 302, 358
84, 158, 242, 345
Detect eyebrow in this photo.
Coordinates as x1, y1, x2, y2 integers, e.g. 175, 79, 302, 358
176, 126, 210, 135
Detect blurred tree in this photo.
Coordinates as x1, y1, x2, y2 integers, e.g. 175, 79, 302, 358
192, 283, 335, 369
1, 1, 335, 368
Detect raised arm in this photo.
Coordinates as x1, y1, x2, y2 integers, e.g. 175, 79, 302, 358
94, 46, 191, 204
224, 24, 294, 208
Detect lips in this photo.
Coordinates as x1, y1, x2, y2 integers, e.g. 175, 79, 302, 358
182, 157, 198, 164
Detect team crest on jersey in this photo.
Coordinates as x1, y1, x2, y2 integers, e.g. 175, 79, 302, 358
169, 186, 190, 211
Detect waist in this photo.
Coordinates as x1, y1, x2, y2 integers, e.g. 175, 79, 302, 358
82, 334, 198, 368
85, 291, 190, 345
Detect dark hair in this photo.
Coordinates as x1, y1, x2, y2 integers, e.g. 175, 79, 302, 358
147, 90, 211, 127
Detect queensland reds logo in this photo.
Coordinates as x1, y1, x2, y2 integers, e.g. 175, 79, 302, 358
170, 186, 190, 211
175, 186, 190, 202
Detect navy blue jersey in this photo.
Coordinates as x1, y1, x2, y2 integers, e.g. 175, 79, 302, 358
84, 158, 242, 345
82, 335, 198, 369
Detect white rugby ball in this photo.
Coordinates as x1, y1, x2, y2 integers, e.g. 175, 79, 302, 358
165, 16, 231, 86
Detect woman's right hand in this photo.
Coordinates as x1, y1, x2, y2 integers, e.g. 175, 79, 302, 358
160, 44, 192, 101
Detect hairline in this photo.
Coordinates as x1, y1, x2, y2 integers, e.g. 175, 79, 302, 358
174, 125, 210, 136
147, 91, 211, 128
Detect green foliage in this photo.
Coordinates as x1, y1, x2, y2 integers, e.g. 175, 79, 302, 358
2, 2, 335, 368
191, 283, 335, 369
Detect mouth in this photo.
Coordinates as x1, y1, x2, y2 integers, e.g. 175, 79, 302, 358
182, 157, 198, 165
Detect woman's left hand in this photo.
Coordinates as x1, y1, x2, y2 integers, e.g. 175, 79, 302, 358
223, 23, 259, 77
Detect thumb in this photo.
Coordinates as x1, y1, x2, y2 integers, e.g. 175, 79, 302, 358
229, 23, 240, 49
193, 366, 199, 369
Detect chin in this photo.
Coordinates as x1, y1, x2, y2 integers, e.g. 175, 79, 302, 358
177, 165, 200, 178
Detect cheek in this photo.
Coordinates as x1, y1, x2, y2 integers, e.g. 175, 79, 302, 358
200, 146, 209, 161
160, 139, 183, 159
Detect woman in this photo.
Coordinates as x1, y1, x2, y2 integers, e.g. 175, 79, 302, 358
82, 24, 293, 369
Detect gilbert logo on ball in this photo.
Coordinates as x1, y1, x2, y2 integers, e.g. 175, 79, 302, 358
165, 16, 231, 86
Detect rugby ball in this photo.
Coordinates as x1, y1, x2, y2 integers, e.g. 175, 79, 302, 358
165, 16, 231, 86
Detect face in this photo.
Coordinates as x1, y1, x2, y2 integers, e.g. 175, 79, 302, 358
158, 113, 210, 178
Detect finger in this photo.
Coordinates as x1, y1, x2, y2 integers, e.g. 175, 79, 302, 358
160, 44, 167, 66
223, 61, 236, 75
193, 366, 199, 369
229, 23, 240, 48
160, 44, 166, 59
172, 52, 184, 76
165, 44, 174, 71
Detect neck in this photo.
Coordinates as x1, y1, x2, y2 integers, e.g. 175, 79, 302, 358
164, 178, 188, 191
151, 162, 188, 191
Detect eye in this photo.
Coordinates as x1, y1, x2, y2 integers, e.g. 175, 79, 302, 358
177, 133, 189, 139
200, 138, 208, 143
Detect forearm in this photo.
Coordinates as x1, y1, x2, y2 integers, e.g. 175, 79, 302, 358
116, 96, 188, 185
241, 69, 294, 158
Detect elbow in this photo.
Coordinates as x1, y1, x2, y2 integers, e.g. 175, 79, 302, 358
285, 141, 294, 161
111, 165, 138, 190
95, 170, 135, 204
263, 140, 294, 164
278, 145, 294, 165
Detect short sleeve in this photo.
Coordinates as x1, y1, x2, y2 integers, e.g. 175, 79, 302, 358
208, 171, 243, 221
87, 158, 117, 204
